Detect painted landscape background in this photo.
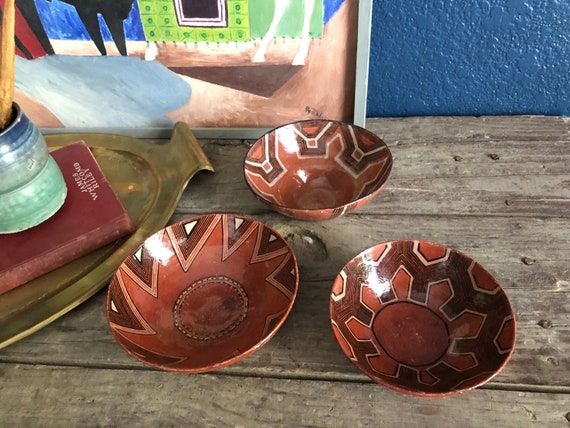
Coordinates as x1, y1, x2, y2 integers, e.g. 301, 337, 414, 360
0, 0, 358, 131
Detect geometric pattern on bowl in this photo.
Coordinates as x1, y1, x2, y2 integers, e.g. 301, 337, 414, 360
329, 240, 516, 397
107, 213, 298, 372
244, 119, 393, 221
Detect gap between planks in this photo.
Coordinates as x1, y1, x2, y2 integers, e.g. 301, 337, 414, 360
3, 359, 569, 396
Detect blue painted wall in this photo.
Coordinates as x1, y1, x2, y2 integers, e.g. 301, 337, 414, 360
366, 0, 570, 117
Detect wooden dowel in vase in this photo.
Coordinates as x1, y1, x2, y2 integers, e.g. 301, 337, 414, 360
0, 0, 16, 130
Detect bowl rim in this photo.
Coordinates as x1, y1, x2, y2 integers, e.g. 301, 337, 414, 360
329, 238, 517, 397
106, 212, 300, 373
243, 118, 393, 213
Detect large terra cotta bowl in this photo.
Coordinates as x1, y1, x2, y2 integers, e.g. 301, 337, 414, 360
244, 119, 392, 221
329, 240, 516, 397
107, 213, 299, 372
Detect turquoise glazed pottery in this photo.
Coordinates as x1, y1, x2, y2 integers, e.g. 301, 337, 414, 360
0, 103, 67, 233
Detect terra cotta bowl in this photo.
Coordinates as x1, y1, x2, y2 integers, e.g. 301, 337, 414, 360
244, 119, 392, 221
107, 213, 299, 372
329, 240, 516, 397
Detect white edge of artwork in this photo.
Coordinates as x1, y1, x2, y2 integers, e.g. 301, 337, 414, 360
41, 0, 373, 141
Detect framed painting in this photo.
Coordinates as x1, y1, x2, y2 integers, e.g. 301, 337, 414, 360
4, 0, 372, 138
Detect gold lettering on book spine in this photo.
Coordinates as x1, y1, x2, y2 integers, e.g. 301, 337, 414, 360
72, 162, 100, 201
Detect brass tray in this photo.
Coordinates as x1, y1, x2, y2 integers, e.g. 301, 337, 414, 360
0, 123, 214, 349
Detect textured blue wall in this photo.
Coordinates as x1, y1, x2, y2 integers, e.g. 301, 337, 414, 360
366, 0, 570, 117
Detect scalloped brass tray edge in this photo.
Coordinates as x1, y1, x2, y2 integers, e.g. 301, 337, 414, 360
0, 123, 214, 349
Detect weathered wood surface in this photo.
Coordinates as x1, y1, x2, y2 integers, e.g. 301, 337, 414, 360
2, 364, 570, 427
0, 116, 569, 426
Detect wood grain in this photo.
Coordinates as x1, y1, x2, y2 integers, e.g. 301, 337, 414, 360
1, 364, 570, 427
0, 116, 568, 425
173, 119, 570, 218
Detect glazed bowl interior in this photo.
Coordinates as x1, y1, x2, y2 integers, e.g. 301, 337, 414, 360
107, 213, 298, 372
244, 119, 392, 220
329, 240, 516, 397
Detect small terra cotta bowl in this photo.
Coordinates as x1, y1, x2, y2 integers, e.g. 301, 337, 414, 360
244, 119, 392, 221
107, 213, 299, 372
329, 240, 516, 397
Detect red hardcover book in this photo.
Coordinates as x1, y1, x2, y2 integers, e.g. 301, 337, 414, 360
0, 141, 134, 294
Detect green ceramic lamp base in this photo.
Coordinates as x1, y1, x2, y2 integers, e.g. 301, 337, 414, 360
0, 103, 67, 234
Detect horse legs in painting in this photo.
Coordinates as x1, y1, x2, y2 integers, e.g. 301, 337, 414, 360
72, 5, 108, 55
292, 0, 315, 65
101, 8, 129, 56
54, 0, 135, 56
253, 0, 315, 65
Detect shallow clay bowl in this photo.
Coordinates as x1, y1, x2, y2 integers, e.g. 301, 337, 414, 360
329, 240, 516, 397
244, 119, 393, 221
107, 213, 299, 372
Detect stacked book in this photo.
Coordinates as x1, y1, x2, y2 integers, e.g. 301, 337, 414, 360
0, 141, 134, 295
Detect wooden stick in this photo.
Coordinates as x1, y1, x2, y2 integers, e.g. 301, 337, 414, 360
0, 0, 16, 130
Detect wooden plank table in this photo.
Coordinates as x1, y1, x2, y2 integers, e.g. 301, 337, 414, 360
1, 116, 569, 426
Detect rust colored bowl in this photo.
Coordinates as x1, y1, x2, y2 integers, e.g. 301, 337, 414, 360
329, 240, 516, 397
107, 214, 298, 372
244, 119, 392, 221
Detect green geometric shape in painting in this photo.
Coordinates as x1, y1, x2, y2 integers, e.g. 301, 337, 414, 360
138, 0, 250, 43
248, 0, 324, 39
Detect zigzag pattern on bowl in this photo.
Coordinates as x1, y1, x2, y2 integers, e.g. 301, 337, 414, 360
107, 214, 298, 372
